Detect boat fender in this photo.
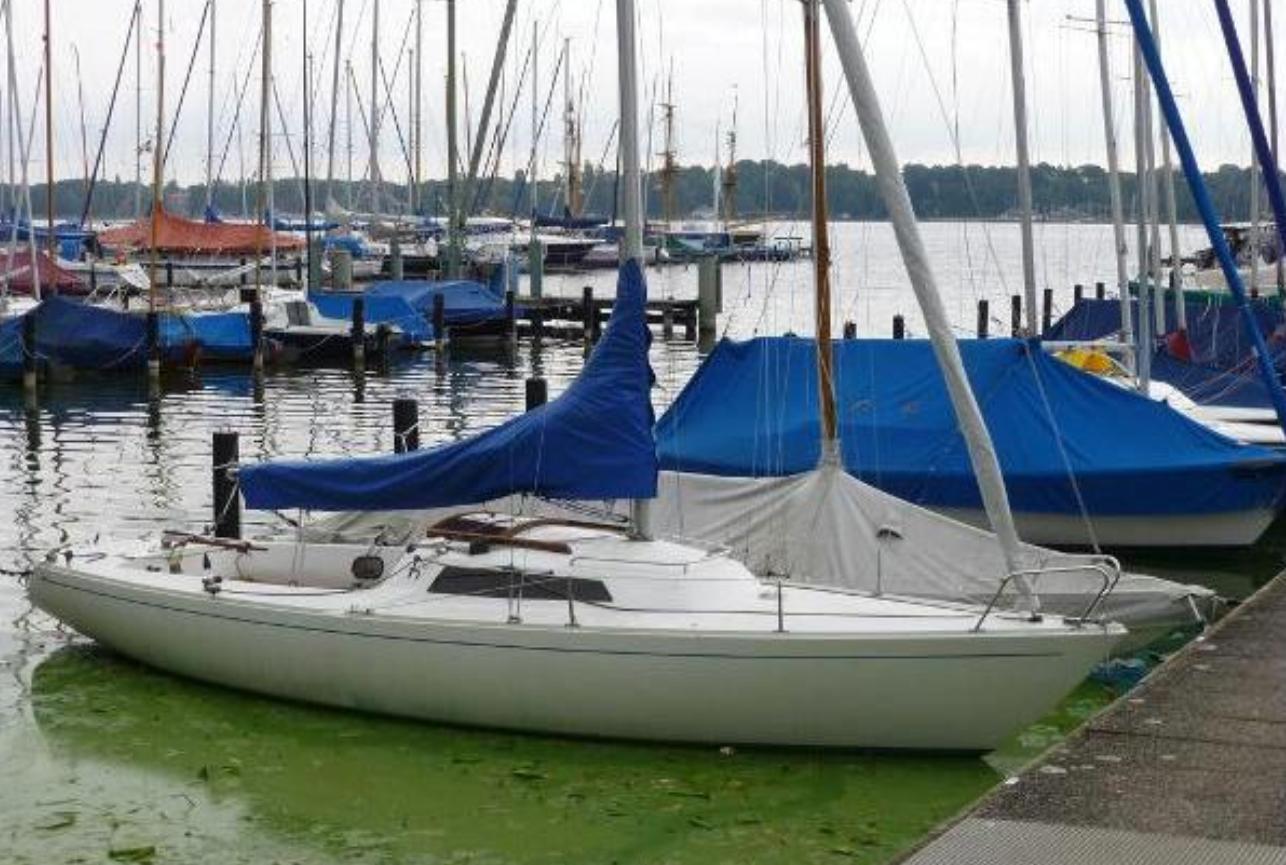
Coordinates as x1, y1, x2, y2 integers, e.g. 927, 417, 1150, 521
351, 555, 385, 582
202, 576, 223, 596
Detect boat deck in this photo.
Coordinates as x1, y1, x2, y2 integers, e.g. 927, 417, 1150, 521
899, 568, 1286, 865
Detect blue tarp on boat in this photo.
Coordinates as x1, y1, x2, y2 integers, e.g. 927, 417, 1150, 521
655, 336, 1286, 517
310, 273, 511, 343
310, 291, 435, 343
240, 260, 657, 511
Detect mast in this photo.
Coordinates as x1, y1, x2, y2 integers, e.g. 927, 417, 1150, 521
413, 0, 422, 213
1096, 0, 1134, 371
1149, 0, 1185, 332
563, 37, 581, 217
803, 0, 837, 446
530, 19, 537, 227
206, 0, 216, 211
253, 0, 270, 332
325, 0, 342, 206
43, 0, 53, 258
462, 0, 518, 223
303, 0, 311, 290
1006, 0, 1038, 336
148, 0, 166, 320
1133, 36, 1153, 391
345, 58, 353, 210
446, 0, 460, 277
1250, 0, 1263, 295
616, 0, 646, 534
821, 0, 1030, 592
1268, 0, 1284, 295
659, 69, 676, 229
721, 94, 738, 226
134, 0, 142, 220
368, 0, 379, 214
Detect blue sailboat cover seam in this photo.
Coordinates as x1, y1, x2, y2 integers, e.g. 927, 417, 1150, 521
655, 336, 1286, 517
239, 260, 657, 510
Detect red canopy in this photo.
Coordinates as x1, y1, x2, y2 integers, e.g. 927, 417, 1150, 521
98, 206, 305, 256
0, 249, 87, 296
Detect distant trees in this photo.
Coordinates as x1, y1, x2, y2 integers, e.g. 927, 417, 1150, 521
12, 159, 1277, 224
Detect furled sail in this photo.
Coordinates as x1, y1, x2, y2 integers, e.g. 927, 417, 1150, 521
240, 260, 657, 510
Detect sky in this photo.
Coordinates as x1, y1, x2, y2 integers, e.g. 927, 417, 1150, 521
1, 0, 1273, 188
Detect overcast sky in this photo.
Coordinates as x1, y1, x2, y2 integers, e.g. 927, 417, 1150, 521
4, 0, 1273, 187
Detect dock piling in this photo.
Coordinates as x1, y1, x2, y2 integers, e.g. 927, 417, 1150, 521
392, 398, 419, 453
432, 293, 447, 351
893, 314, 905, 339
1074, 283, 1084, 306
21, 312, 36, 392
307, 240, 323, 291
250, 297, 265, 371
390, 238, 404, 281
146, 310, 161, 379
1042, 287, 1054, 334
698, 255, 719, 340
525, 377, 548, 411
842, 320, 857, 339
976, 299, 989, 339
212, 431, 241, 540
1096, 280, 1106, 299
331, 248, 354, 290
1011, 294, 1022, 337
351, 297, 366, 367
505, 289, 517, 343
582, 287, 595, 345
528, 239, 544, 299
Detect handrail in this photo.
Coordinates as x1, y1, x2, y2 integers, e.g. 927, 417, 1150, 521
973, 557, 1122, 633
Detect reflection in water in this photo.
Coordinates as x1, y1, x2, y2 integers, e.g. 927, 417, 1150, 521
21, 646, 997, 865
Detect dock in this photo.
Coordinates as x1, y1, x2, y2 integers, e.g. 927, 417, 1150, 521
900, 570, 1286, 865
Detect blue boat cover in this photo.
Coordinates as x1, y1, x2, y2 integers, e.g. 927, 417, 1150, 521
655, 336, 1286, 517
310, 291, 435, 343
0, 314, 21, 377
240, 259, 658, 511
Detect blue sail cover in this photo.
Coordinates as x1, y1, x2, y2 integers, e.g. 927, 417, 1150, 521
309, 277, 511, 344
240, 259, 657, 511
655, 337, 1286, 517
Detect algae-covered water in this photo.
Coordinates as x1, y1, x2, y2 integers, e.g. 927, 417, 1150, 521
3, 223, 1282, 863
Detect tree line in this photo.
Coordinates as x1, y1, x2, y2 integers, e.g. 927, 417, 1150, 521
9, 160, 1275, 224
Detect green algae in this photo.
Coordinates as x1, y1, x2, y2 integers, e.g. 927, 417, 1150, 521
3, 644, 1011, 865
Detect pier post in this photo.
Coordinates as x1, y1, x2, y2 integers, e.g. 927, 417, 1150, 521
432, 293, 447, 352
528, 239, 544, 299
21, 312, 37, 392
525, 376, 548, 411
352, 297, 366, 366
530, 304, 544, 343
1074, 283, 1084, 306
698, 255, 719, 339
331, 248, 353, 290
582, 286, 595, 344
842, 320, 857, 339
390, 238, 404, 281
893, 315, 905, 340
165, 261, 174, 289
239, 257, 247, 286
1011, 294, 1022, 337
662, 305, 674, 339
392, 398, 419, 453
89, 262, 98, 294
146, 309, 161, 379
976, 299, 989, 339
212, 431, 241, 540
505, 289, 517, 343
250, 296, 265, 371
294, 256, 303, 285
1042, 287, 1054, 335
307, 240, 324, 292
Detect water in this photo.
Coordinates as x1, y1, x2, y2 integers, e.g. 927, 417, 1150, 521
1, 222, 1281, 864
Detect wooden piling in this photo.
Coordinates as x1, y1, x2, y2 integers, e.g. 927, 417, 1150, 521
352, 297, 366, 366
392, 398, 419, 453
525, 377, 548, 411
842, 320, 857, 339
1011, 294, 1022, 337
432, 293, 446, 351
146, 310, 161, 379
212, 431, 241, 540
1073, 283, 1084, 306
893, 315, 905, 340
977, 299, 989, 339
1042, 287, 1053, 334
331, 248, 354, 290
21, 312, 36, 392
1095, 280, 1106, 300
390, 238, 404, 280
698, 254, 719, 340
582, 286, 595, 344
528, 239, 544, 299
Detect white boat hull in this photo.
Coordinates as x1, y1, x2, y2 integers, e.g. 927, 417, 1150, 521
30, 561, 1116, 751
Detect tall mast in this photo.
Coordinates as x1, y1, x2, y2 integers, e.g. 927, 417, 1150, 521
1149, 0, 1185, 331
254, 0, 270, 311
446, 0, 460, 277
1095, 0, 1134, 369
1268, 0, 1284, 294
1006, 0, 1038, 336
43, 0, 53, 256
325, 0, 342, 206
148, 0, 165, 326
1133, 34, 1153, 391
721, 94, 738, 226
530, 19, 537, 225
206, 0, 216, 211
134, 0, 142, 220
303, 0, 311, 289
803, 0, 837, 446
368, 0, 379, 214
660, 69, 676, 230
345, 58, 353, 209
413, 0, 422, 214
563, 37, 581, 217
821, 0, 1030, 594
1250, 0, 1263, 295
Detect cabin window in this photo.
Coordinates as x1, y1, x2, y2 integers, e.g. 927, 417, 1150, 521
429, 567, 612, 602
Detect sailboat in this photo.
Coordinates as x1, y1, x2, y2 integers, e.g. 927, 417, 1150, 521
28, 0, 1122, 752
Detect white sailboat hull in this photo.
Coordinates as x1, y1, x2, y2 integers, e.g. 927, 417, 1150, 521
30, 560, 1116, 752
939, 506, 1278, 548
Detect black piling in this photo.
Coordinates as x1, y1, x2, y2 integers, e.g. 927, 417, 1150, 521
351, 297, 366, 365
1095, 280, 1106, 300
893, 314, 905, 340
842, 320, 857, 340
525, 377, 548, 411
294, 256, 303, 285
21, 312, 36, 391
212, 431, 241, 540
89, 263, 97, 293
1073, 283, 1084, 306
976, 298, 989, 339
249, 297, 265, 369
145, 309, 161, 369
505, 289, 517, 341
1042, 287, 1054, 334
1010, 294, 1022, 337
432, 292, 446, 351
392, 398, 419, 453
165, 261, 174, 289
239, 257, 247, 286
582, 286, 595, 343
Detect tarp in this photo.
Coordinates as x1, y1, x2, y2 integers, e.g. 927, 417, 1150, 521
0, 249, 87, 296
240, 259, 658, 510
309, 292, 434, 343
98, 206, 305, 256
656, 336, 1286, 517
367, 278, 510, 325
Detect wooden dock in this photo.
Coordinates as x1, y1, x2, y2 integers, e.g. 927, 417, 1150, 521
899, 570, 1286, 865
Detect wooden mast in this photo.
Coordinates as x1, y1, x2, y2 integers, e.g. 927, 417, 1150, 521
804, 0, 837, 446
